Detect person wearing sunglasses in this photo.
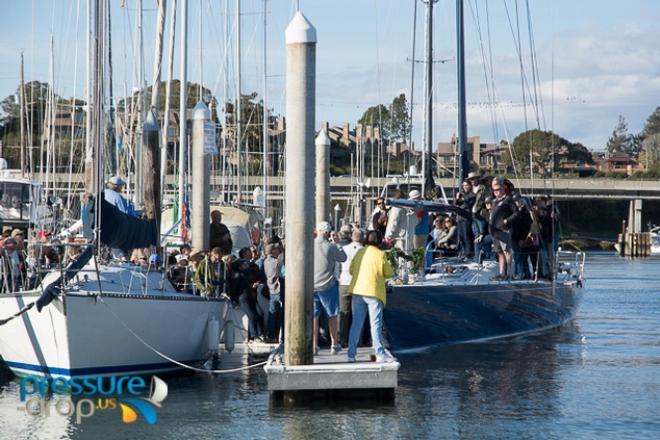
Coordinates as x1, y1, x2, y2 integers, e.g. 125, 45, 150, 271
488, 177, 518, 280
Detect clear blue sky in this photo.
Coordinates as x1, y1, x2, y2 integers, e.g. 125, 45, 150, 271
1, 0, 658, 150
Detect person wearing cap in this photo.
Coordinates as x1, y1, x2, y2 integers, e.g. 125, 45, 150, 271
313, 221, 347, 355
1, 237, 25, 291
384, 188, 408, 250
169, 253, 192, 292
10, 229, 25, 251
104, 176, 137, 217
488, 178, 518, 280
409, 189, 430, 250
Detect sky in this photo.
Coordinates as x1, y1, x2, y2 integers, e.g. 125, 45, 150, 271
0, 0, 658, 151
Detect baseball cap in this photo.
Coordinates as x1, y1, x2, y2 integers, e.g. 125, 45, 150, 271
317, 221, 332, 234
108, 176, 125, 186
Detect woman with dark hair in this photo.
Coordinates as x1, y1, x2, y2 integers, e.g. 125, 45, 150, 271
346, 230, 396, 363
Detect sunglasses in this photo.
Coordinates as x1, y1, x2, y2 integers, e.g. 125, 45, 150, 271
492, 187, 502, 192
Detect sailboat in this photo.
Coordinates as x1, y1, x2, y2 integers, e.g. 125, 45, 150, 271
382, 0, 585, 351
0, 0, 226, 378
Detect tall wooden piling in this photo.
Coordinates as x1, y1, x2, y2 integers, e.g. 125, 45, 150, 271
191, 102, 211, 252
142, 109, 161, 225
315, 127, 331, 226
283, 12, 317, 367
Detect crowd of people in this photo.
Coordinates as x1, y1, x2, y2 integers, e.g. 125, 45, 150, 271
379, 172, 560, 280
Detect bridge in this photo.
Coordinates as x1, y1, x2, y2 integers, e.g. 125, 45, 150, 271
16, 173, 660, 202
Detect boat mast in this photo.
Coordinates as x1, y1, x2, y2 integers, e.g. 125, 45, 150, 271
178, 0, 188, 237
262, 0, 268, 217
422, 0, 436, 197
19, 53, 25, 177
161, 0, 177, 199
235, 0, 242, 201
456, 0, 469, 184
135, 0, 144, 207
85, 0, 95, 194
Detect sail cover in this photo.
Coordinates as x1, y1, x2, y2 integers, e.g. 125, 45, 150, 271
84, 196, 159, 251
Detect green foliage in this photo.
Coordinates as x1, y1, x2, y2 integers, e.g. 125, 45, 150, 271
606, 115, 636, 155
357, 93, 411, 144
386, 247, 425, 274
505, 129, 593, 177
642, 107, 660, 137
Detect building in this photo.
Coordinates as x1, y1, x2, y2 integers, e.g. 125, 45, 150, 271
436, 135, 499, 176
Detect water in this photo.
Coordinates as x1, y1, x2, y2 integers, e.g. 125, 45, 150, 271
1, 253, 659, 439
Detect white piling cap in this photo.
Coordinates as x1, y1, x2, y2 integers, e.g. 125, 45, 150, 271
193, 101, 210, 120
144, 109, 159, 132
315, 127, 331, 146
285, 11, 317, 44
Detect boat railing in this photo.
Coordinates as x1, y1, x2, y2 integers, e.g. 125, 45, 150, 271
556, 250, 586, 286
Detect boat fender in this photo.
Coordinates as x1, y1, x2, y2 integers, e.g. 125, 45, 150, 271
206, 316, 220, 353
224, 319, 235, 353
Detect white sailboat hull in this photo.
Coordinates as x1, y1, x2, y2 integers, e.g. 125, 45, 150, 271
0, 292, 226, 378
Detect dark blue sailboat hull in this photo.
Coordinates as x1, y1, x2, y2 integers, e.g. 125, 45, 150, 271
384, 281, 581, 351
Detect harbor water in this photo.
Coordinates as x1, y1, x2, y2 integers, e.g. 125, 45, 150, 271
1, 253, 658, 439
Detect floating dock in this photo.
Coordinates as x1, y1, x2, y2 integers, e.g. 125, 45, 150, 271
264, 347, 399, 401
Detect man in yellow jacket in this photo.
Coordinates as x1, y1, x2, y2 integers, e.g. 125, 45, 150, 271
347, 230, 397, 363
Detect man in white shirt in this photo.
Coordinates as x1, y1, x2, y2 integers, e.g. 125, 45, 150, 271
338, 228, 363, 347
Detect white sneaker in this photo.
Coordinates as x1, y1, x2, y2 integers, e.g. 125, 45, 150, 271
376, 351, 397, 363
347, 356, 356, 363
330, 344, 342, 355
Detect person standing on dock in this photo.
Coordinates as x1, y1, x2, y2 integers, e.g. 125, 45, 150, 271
338, 228, 364, 348
263, 241, 284, 342
346, 230, 396, 363
313, 221, 347, 355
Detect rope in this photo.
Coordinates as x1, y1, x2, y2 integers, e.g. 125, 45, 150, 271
0, 302, 35, 326
97, 295, 267, 374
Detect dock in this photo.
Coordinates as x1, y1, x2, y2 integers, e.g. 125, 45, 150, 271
264, 347, 399, 402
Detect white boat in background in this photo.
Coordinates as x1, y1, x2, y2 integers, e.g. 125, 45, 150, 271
650, 226, 660, 255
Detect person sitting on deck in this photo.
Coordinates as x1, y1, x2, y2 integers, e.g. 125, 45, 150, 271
103, 176, 137, 217
346, 230, 396, 363
435, 216, 458, 255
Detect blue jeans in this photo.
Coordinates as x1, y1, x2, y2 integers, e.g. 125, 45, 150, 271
267, 293, 283, 341
471, 218, 486, 262
347, 295, 385, 359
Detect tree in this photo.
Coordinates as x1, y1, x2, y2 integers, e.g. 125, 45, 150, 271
357, 93, 411, 144
606, 115, 632, 154
507, 129, 593, 177
390, 93, 410, 143
642, 107, 660, 138
358, 104, 391, 141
